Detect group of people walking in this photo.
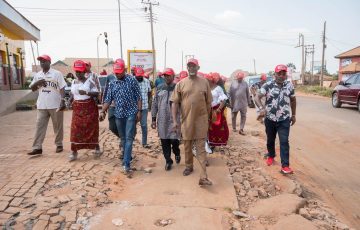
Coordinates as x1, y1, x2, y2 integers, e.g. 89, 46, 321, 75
27, 54, 297, 187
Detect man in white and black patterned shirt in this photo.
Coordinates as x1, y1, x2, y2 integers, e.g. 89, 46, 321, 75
256, 64, 297, 174
134, 67, 152, 148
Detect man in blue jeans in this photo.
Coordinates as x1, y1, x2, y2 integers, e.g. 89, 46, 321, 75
100, 61, 141, 174
134, 67, 152, 148
255, 64, 297, 174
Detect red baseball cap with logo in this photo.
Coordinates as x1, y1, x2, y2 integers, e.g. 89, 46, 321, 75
113, 62, 125, 74
115, 58, 125, 65
162, 68, 175, 76
275, 64, 288, 73
73, 60, 86, 72
187, 58, 199, 66
37, 55, 51, 62
135, 67, 145, 77
260, 73, 267, 81
179, 71, 188, 80
236, 72, 245, 79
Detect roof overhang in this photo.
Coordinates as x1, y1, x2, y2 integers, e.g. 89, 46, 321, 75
0, 0, 40, 41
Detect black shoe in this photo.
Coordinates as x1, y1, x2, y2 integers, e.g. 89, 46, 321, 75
175, 155, 181, 164
27, 149, 42, 156
165, 162, 172, 171
55, 146, 63, 153
183, 167, 193, 176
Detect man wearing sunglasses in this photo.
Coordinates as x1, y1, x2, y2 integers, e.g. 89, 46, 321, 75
255, 64, 297, 174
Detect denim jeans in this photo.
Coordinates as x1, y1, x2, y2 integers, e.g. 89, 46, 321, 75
265, 118, 291, 167
115, 114, 136, 169
108, 107, 119, 138
140, 109, 148, 145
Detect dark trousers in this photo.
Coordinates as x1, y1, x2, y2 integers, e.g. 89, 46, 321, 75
160, 139, 180, 164
265, 118, 291, 167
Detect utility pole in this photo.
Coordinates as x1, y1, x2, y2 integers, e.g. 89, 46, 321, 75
164, 38, 167, 68
142, 0, 159, 82
253, 59, 257, 75
97, 33, 102, 74
117, 0, 123, 59
320, 21, 327, 87
304, 44, 315, 84
311, 44, 315, 84
30, 41, 37, 72
295, 33, 305, 83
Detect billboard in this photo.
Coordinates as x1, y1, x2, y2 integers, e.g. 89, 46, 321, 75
127, 50, 154, 72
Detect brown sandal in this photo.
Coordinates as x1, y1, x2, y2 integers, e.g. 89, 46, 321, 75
183, 167, 193, 176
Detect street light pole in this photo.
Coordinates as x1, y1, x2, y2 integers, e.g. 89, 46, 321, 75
97, 33, 102, 74
164, 38, 167, 68
117, 0, 123, 59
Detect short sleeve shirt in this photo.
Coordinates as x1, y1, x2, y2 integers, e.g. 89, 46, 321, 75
259, 80, 295, 122
137, 78, 151, 110
104, 74, 141, 118
29, 68, 66, 109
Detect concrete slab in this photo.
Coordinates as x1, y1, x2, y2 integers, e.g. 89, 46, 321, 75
116, 156, 238, 209
89, 203, 231, 230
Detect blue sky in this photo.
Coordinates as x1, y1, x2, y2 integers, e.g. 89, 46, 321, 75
8, 0, 360, 76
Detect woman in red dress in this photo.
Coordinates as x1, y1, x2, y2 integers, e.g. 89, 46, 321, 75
69, 60, 101, 161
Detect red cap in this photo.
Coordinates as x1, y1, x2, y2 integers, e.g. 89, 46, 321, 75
187, 58, 199, 66
260, 73, 267, 81
85, 61, 91, 67
131, 66, 136, 71
275, 64, 288, 73
144, 72, 150, 79
113, 62, 125, 74
205, 73, 213, 81
115, 58, 125, 64
135, 67, 145, 77
157, 71, 163, 77
37, 55, 51, 62
73, 60, 86, 72
179, 71, 188, 80
210, 72, 220, 83
162, 68, 175, 76
236, 72, 245, 79
221, 75, 228, 82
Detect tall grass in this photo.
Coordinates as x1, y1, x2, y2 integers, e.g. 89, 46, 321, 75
297, 86, 333, 98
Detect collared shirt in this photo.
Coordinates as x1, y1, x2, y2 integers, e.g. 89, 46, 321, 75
104, 74, 141, 118
229, 80, 250, 112
171, 76, 212, 140
137, 78, 151, 110
29, 68, 66, 109
259, 80, 295, 122
102, 73, 117, 106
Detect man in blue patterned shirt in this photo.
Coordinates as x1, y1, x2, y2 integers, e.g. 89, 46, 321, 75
256, 64, 297, 174
100, 61, 142, 173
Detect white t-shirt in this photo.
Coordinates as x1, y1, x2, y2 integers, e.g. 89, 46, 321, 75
211, 86, 228, 107
71, 75, 99, 101
30, 68, 67, 109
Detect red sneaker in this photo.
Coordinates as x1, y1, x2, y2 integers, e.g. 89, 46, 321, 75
281, 166, 293, 174
266, 157, 274, 166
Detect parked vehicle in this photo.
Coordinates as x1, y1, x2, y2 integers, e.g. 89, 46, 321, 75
332, 73, 360, 112
244, 75, 273, 108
